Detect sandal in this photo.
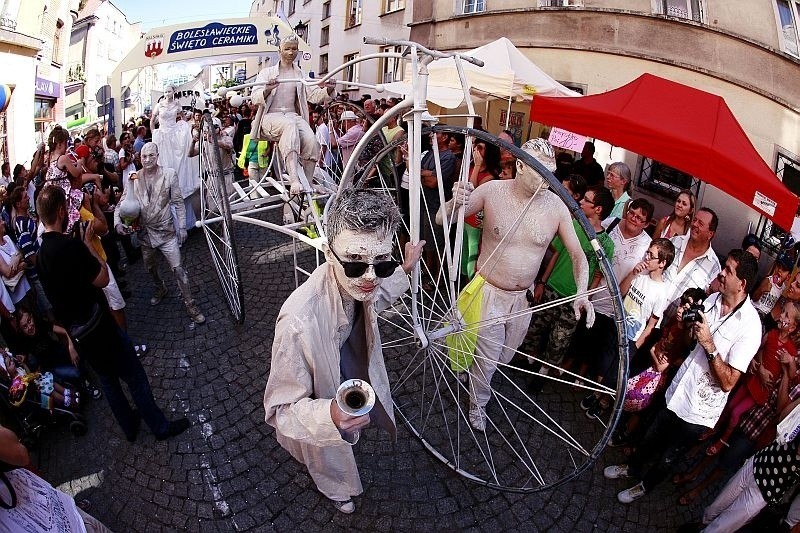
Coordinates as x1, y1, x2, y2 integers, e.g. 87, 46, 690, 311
706, 439, 729, 456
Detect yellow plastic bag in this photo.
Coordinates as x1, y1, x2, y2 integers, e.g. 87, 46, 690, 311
445, 275, 486, 372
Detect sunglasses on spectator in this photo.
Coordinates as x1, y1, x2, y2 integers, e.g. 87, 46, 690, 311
329, 248, 400, 278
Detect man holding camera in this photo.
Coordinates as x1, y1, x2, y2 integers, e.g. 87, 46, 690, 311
604, 248, 762, 504
113, 142, 205, 324
263, 189, 422, 514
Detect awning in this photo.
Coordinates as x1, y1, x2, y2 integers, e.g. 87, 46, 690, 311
530, 73, 798, 230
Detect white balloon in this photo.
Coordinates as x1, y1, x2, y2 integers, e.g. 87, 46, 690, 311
217, 88, 229, 98
375, 84, 385, 93
229, 94, 244, 108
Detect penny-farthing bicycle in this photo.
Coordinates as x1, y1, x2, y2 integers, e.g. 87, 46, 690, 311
198, 37, 628, 493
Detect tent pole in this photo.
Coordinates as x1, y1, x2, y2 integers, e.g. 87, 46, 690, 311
505, 96, 512, 130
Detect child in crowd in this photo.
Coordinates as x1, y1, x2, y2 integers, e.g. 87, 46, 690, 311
752, 253, 794, 326
704, 301, 799, 456
1, 349, 79, 409
581, 238, 675, 419
610, 287, 707, 446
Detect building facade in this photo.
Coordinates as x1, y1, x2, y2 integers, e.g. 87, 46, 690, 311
249, 0, 412, 98
0, 0, 80, 168
66, 0, 141, 132
409, 0, 800, 259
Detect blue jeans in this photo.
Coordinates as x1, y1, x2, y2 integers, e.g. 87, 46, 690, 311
76, 314, 169, 437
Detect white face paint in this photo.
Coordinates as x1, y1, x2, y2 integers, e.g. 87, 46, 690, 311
326, 229, 394, 302
514, 160, 544, 195
279, 41, 299, 64
165, 86, 175, 101
141, 145, 159, 171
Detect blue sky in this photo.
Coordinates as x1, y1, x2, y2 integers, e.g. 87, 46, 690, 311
112, 0, 253, 31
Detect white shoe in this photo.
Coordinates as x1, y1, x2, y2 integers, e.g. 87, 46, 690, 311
469, 403, 486, 432
603, 464, 630, 480
617, 482, 646, 504
332, 499, 355, 514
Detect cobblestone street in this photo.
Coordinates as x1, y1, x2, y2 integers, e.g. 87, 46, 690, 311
30, 219, 711, 532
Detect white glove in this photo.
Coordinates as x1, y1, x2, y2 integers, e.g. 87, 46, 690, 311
177, 228, 188, 246
452, 181, 474, 207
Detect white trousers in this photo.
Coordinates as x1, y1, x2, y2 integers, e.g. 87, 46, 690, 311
260, 111, 319, 184
702, 456, 767, 533
469, 281, 531, 409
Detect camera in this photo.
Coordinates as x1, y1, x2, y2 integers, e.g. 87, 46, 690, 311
83, 182, 96, 195
682, 302, 705, 323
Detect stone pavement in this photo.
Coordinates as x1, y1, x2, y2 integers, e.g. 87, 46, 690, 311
29, 219, 722, 532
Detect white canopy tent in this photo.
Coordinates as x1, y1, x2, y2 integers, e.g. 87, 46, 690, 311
110, 16, 311, 132
385, 37, 580, 109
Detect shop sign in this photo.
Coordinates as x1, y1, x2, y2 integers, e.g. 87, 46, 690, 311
35, 77, 60, 98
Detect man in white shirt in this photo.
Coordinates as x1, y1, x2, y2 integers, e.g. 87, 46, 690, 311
661, 207, 721, 322
604, 248, 761, 504
314, 110, 333, 171
117, 132, 137, 181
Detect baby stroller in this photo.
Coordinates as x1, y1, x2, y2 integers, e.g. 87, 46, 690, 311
0, 372, 88, 448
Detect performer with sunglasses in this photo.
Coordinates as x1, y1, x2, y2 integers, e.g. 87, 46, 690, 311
263, 189, 423, 514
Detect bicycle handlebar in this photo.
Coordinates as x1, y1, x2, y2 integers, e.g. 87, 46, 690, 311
362, 37, 485, 67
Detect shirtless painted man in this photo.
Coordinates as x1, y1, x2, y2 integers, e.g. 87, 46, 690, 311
438, 139, 594, 431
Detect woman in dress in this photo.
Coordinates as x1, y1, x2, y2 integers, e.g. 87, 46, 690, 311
653, 189, 695, 239
151, 85, 196, 230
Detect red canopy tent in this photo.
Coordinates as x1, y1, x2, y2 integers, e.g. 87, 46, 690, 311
530, 73, 798, 230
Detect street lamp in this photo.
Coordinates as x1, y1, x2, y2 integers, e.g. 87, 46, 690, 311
293, 20, 308, 41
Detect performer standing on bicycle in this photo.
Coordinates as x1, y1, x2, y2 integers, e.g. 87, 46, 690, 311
250, 34, 335, 195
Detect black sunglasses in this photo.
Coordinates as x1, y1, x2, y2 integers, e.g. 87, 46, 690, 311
329, 248, 400, 278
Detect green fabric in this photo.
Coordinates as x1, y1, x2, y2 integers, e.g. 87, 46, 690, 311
548, 220, 614, 297
461, 224, 482, 279
446, 274, 486, 372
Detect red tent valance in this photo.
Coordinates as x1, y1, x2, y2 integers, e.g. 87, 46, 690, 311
530, 73, 797, 230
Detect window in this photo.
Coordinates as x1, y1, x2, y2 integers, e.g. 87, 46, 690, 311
380, 45, 405, 83
636, 157, 701, 199
320, 26, 329, 46
655, 0, 704, 23
346, 0, 362, 28
462, 0, 486, 15
322, 1, 331, 20
319, 53, 329, 75
34, 98, 55, 146
776, 1, 800, 57
383, 0, 405, 14
756, 150, 800, 250
288, 0, 296, 16
52, 20, 64, 65
343, 52, 360, 85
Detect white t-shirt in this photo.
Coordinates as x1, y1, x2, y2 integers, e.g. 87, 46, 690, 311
665, 293, 762, 427
118, 148, 136, 181
316, 122, 333, 168
591, 223, 652, 317
752, 276, 785, 315
623, 274, 667, 342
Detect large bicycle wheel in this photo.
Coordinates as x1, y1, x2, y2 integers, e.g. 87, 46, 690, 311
199, 115, 245, 324
337, 122, 627, 492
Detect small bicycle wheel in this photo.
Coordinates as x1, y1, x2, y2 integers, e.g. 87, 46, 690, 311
338, 121, 627, 492
199, 115, 245, 324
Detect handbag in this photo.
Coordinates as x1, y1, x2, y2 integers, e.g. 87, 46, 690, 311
68, 302, 104, 344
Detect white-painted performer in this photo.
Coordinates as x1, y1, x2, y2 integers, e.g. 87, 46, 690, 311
151, 85, 196, 228
114, 143, 205, 325
250, 34, 335, 194
263, 189, 423, 514
438, 139, 594, 431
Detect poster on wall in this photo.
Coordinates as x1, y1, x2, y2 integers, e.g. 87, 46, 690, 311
499, 110, 526, 144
